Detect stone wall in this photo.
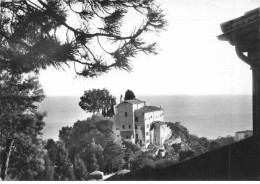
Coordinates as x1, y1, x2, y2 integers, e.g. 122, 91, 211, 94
115, 102, 135, 142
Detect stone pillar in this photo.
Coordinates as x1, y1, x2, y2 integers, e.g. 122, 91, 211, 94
235, 46, 260, 137
252, 66, 260, 137
248, 46, 260, 137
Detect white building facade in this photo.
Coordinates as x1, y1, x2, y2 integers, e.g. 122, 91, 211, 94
114, 98, 171, 148
234, 130, 253, 142
150, 121, 172, 146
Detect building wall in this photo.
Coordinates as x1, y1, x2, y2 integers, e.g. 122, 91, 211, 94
133, 103, 145, 111
134, 111, 146, 146
111, 117, 121, 143
115, 103, 135, 143
160, 124, 171, 144
150, 128, 154, 145
153, 124, 172, 146
234, 130, 253, 142
154, 125, 161, 145
115, 102, 145, 143
134, 110, 163, 148
115, 102, 166, 148
144, 110, 164, 147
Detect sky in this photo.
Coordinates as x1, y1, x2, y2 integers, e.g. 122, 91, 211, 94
39, 0, 260, 97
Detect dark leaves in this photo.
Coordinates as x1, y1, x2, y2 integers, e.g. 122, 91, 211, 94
146, 6, 168, 32
79, 88, 116, 117
0, 0, 167, 78
103, 9, 126, 35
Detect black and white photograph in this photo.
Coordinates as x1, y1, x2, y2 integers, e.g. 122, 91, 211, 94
1, 0, 260, 181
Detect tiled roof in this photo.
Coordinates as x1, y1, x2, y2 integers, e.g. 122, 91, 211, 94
236, 130, 252, 134
125, 98, 144, 104
116, 98, 144, 107
135, 106, 163, 113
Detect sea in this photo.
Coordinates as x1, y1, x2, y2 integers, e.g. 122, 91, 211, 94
38, 95, 252, 141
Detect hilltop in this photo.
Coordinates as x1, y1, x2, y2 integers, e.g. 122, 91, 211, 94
41, 114, 235, 180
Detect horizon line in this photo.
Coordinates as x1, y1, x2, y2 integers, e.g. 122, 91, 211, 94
44, 94, 252, 97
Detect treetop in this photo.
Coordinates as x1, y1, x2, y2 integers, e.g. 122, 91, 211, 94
0, 0, 167, 77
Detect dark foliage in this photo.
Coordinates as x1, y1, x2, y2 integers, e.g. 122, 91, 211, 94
79, 88, 116, 117
0, 0, 167, 78
122, 141, 141, 169
73, 154, 88, 181
0, 70, 46, 181
179, 150, 195, 162
189, 134, 209, 156
130, 152, 155, 171
208, 140, 222, 151
0, 0, 168, 180
124, 89, 136, 100
57, 116, 120, 174
172, 143, 182, 153
167, 122, 189, 141
214, 136, 234, 147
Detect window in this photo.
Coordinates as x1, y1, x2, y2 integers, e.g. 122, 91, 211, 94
125, 112, 127, 117
146, 124, 149, 128
135, 117, 138, 122
117, 135, 119, 137
116, 128, 119, 130
129, 125, 131, 129
123, 125, 125, 129
146, 132, 149, 136
136, 134, 138, 139
126, 136, 129, 139
146, 140, 149, 143
135, 125, 137, 129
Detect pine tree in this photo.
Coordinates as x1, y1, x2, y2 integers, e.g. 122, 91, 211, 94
0, 71, 46, 180
44, 154, 55, 181
51, 141, 75, 181
124, 89, 136, 100
73, 154, 88, 181
79, 88, 116, 117
0, 0, 167, 78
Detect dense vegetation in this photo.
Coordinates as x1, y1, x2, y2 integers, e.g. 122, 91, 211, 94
166, 122, 235, 158
79, 88, 116, 117
0, 0, 167, 181
0, 0, 236, 180
0, 71, 46, 180
43, 115, 158, 180
0, 78, 235, 181
40, 118, 235, 181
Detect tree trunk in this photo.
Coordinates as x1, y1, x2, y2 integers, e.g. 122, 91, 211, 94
1, 138, 14, 181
